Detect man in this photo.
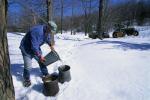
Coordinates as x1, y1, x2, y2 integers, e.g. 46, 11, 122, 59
19, 21, 57, 87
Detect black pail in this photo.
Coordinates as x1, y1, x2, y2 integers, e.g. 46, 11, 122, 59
58, 65, 71, 83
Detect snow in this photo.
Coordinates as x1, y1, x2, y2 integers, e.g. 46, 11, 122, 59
7, 26, 150, 100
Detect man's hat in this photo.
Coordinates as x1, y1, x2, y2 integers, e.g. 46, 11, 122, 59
48, 21, 57, 33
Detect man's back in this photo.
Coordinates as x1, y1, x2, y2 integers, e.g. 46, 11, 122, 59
20, 25, 50, 56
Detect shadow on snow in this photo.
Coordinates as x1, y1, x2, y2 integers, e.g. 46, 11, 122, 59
11, 63, 45, 94
81, 40, 150, 51
11, 64, 41, 82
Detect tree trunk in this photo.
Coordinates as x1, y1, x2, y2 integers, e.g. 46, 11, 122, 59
60, 0, 64, 34
71, 0, 74, 35
47, 0, 55, 45
81, 0, 88, 36
0, 0, 15, 99
97, 0, 104, 35
87, 0, 92, 33
47, 0, 53, 21
84, 10, 88, 36
31, 10, 37, 25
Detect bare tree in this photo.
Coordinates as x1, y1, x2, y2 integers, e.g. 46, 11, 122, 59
80, 0, 98, 35
47, 0, 53, 21
136, 0, 145, 25
80, 0, 89, 36
0, 0, 15, 99
7, 0, 47, 32
97, 0, 104, 38
60, 0, 64, 34
71, 0, 74, 35
46, 0, 55, 45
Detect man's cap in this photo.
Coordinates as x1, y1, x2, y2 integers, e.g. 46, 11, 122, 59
48, 21, 57, 33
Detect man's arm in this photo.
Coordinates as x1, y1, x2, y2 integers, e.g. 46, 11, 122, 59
30, 32, 46, 63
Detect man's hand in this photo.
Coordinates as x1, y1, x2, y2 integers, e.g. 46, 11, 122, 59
35, 52, 46, 63
39, 56, 46, 63
50, 46, 55, 51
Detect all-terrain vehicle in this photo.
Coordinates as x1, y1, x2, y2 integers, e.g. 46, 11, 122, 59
112, 24, 139, 38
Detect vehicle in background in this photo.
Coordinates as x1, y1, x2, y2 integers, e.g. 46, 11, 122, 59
112, 24, 139, 38
89, 31, 110, 39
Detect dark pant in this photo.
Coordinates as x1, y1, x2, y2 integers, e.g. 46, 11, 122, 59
22, 54, 48, 80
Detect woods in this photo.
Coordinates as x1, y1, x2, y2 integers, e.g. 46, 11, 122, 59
7, 0, 150, 34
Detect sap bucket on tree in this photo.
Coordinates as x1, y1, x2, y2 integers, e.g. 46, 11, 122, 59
43, 50, 61, 66
58, 65, 71, 83
42, 74, 59, 96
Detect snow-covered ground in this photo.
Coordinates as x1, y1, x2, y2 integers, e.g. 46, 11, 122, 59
7, 26, 150, 100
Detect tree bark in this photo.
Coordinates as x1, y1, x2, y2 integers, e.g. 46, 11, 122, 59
71, 0, 74, 35
60, 0, 64, 34
47, 0, 53, 21
0, 0, 15, 99
81, 0, 88, 36
97, 0, 104, 34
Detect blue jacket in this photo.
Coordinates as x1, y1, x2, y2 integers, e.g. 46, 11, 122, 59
20, 25, 51, 56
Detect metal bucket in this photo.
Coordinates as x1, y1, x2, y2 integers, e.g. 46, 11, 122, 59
43, 51, 60, 66
42, 74, 59, 96
58, 65, 71, 83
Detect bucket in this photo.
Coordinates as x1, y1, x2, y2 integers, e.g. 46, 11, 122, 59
43, 50, 60, 66
42, 74, 59, 96
58, 65, 71, 83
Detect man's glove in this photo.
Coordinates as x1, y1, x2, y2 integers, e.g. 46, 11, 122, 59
35, 52, 46, 63
39, 56, 46, 63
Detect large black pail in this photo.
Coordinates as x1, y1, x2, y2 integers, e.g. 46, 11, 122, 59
58, 65, 71, 83
42, 75, 59, 96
